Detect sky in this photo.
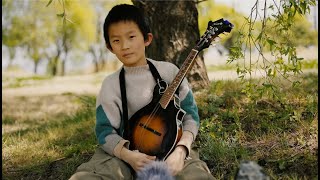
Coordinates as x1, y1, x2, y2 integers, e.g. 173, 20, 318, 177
214, 0, 318, 28
215, 0, 259, 15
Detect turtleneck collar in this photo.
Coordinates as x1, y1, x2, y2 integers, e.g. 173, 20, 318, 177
123, 63, 149, 74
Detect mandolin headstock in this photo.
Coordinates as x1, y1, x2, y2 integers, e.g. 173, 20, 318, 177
195, 18, 234, 51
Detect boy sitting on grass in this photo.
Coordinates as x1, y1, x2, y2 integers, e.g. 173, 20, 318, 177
69, 4, 214, 180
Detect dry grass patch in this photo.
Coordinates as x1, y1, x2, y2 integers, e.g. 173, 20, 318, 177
2, 93, 83, 134
2, 93, 97, 180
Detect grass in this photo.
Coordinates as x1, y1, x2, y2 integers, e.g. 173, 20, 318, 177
2, 75, 53, 88
2, 94, 97, 179
195, 72, 318, 179
2, 72, 318, 179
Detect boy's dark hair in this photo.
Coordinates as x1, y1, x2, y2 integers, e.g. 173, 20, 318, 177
103, 4, 151, 48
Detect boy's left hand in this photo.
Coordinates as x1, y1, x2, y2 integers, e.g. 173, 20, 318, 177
165, 146, 187, 176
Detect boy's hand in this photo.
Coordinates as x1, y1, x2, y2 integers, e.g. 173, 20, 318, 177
121, 148, 156, 172
165, 145, 187, 176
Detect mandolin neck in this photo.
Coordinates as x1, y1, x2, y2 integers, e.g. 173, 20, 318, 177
159, 49, 199, 109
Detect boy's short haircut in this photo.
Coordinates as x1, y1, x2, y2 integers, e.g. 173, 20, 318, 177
103, 4, 151, 48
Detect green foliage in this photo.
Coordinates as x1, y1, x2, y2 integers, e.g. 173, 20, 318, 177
195, 73, 318, 179
2, 1, 59, 73
226, 0, 318, 102
197, 1, 317, 51
64, 0, 97, 49
261, 15, 318, 48
196, 131, 249, 178
2, 0, 99, 75
46, 0, 97, 49
45, 0, 98, 75
301, 59, 318, 69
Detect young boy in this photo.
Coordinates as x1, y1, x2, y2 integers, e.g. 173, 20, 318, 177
69, 4, 214, 179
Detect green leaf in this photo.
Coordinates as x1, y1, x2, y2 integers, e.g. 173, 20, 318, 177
56, 12, 65, 18
267, 39, 276, 51
273, 68, 277, 77
292, 80, 301, 87
255, 32, 263, 42
279, 161, 286, 170
262, 83, 273, 88
267, 68, 272, 76
300, 2, 307, 14
266, 39, 276, 46
46, 0, 54, 7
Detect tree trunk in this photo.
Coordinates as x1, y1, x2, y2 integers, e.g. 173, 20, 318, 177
61, 57, 66, 76
132, 0, 209, 91
89, 46, 99, 73
34, 60, 39, 74
7, 48, 15, 68
52, 57, 59, 76
61, 44, 69, 76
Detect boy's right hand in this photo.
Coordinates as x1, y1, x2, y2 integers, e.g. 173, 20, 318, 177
120, 148, 156, 172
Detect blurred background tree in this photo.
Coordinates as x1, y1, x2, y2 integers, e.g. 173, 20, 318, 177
46, 0, 97, 76
2, 0, 318, 85
225, 0, 317, 101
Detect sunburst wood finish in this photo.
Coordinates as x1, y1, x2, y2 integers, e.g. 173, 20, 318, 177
127, 82, 183, 160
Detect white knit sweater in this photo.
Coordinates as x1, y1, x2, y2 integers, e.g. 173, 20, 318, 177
95, 58, 199, 156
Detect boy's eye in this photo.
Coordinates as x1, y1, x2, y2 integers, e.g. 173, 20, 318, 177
130, 36, 136, 39
112, 39, 119, 43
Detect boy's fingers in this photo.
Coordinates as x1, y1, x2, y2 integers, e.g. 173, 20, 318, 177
146, 155, 156, 160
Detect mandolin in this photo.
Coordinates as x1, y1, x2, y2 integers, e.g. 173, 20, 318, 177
126, 18, 233, 160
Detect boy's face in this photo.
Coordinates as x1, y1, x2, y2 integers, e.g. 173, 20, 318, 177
107, 21, 152, 67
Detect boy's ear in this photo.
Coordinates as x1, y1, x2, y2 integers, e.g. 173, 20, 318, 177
144, 33, 153, 47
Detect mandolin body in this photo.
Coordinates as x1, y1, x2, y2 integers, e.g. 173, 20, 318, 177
127, 83, 183, 160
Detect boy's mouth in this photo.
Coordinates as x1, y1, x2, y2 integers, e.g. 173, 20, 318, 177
123, 53, 134, 58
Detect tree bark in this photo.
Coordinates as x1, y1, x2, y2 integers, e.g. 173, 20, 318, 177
89, 46, 99, 73
132, 0, 209, 91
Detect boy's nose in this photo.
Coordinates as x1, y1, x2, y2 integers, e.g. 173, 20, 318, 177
121, 41, 130, 50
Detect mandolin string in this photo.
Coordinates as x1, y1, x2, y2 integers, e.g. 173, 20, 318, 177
136, 74, 168, 150
136, 65, 190, 151
136, 102, 162, 150
135, 21, 230, 153
136, 85, 175, 151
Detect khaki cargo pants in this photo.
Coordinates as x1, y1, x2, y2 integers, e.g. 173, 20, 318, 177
69, 147, 215, 180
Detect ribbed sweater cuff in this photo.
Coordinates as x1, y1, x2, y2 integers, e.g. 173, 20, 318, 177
101, 134, 123, 156
183, 120, 199, 140
176, 131, 194, 158
113, 139, 130, 159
